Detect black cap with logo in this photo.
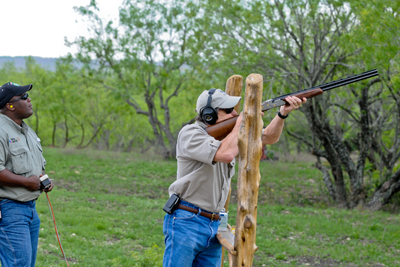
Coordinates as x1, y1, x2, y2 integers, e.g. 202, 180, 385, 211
0, 82, 33, 109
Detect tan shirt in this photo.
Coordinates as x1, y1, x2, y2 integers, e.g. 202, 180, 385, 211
0, 114, 46, 201
168, 121, 235, 213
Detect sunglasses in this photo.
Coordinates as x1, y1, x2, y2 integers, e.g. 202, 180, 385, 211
220, 107, 234, 114
9, 93, 29, 103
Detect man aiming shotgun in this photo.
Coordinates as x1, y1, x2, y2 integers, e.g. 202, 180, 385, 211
162, 87, 305, 267
207, 69, 379, 141
162, 69, 378, 267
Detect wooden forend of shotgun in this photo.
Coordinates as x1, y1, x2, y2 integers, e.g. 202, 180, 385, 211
205, 88, 322, 140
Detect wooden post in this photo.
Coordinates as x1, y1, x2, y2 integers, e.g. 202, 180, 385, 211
221, 75, 243, 267
232, 74, 263, 267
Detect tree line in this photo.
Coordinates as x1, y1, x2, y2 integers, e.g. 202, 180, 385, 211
2, 0, 399, 210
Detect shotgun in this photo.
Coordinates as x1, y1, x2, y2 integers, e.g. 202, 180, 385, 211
206, 69, 379, 140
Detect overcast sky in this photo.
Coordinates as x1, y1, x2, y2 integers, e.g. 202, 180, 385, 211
0, 0, 121, 58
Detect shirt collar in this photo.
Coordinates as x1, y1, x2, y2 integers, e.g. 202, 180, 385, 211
195, 120, 208, 129
0, 114, 27, 133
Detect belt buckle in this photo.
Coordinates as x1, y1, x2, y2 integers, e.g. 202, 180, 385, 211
211, 213, 217, 221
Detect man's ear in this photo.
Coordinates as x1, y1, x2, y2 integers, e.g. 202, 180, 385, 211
6, 103, 14, 110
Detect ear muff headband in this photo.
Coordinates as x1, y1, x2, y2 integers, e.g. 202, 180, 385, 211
200, 89, 218, 125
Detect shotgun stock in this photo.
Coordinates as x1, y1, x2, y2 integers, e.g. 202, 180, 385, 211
206, 69, 379, 140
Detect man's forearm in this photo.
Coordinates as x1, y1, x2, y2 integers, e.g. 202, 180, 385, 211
0, 169, 37, 189
213, 121, 241, 163
262, 114, 285, 145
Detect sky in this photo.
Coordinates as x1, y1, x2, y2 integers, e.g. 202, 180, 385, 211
0, 0, 122, 58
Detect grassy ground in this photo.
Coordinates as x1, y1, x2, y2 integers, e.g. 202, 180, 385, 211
20, 148, 400, 266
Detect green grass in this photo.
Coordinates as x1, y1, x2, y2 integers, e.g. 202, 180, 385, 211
14, 148, 400, 266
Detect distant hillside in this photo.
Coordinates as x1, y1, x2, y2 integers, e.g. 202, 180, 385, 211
0, 56, 59, 71
0, 56, 180, 72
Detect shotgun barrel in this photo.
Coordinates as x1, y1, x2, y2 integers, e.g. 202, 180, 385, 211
261, 69, 379, 111
206, 69, 379, 140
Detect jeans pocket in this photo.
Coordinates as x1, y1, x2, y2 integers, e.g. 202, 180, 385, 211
0, 201, 29, 224
0, 199, 12, 205
173, 209, 197, 220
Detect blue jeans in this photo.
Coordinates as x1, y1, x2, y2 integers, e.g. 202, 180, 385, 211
163, 200, 222, 267
0, 199, 40, 267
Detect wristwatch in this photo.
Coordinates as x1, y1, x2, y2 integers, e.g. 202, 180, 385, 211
277, 111, 289, 119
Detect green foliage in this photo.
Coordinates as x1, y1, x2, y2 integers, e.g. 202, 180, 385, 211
131, 244, 163, 267
345, 0, 400, 68
68, 0, 209, 157
275, 252, 288, 260
0, 57, 194, 151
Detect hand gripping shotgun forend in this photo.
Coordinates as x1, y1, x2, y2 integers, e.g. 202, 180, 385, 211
206, 69, 379, 141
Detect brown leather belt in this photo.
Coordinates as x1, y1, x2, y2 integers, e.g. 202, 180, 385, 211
178, 205, 220, 221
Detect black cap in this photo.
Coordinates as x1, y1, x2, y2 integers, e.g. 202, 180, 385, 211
0, 82, 33, 109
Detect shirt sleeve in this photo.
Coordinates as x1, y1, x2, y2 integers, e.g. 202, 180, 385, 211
0, 135, 8, 172
178, 125, 221, 165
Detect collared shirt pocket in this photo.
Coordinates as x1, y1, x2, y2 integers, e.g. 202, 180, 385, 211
9, 146, 33, 174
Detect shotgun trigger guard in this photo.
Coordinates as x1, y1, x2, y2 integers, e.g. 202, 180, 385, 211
261, 99, 286, 111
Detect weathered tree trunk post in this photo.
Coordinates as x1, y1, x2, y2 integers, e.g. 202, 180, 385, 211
232, 74, 263, 267
221, 75, 243, 267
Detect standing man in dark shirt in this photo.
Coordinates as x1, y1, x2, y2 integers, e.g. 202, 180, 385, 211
0, 82, 54, 267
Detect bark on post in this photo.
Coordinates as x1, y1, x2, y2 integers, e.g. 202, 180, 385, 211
221, 75, 243, 267
232, 74, 263, 267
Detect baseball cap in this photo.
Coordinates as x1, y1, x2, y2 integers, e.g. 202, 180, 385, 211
0, 82, 33, 109
196, 89, 241, 114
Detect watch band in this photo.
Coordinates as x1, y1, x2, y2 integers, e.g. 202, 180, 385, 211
277, 111, 289, 119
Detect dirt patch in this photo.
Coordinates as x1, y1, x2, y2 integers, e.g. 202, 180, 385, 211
254, 253, 386, 267
41, 249, 79, 264
52, 179, 80, 193
285, 255, 355, 266
229, 180, 333, 208
53, 178, 171, 199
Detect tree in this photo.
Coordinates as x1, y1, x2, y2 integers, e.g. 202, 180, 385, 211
345, 0, 400, 210
68, 0, 206, 158
198, 0, 400, 209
